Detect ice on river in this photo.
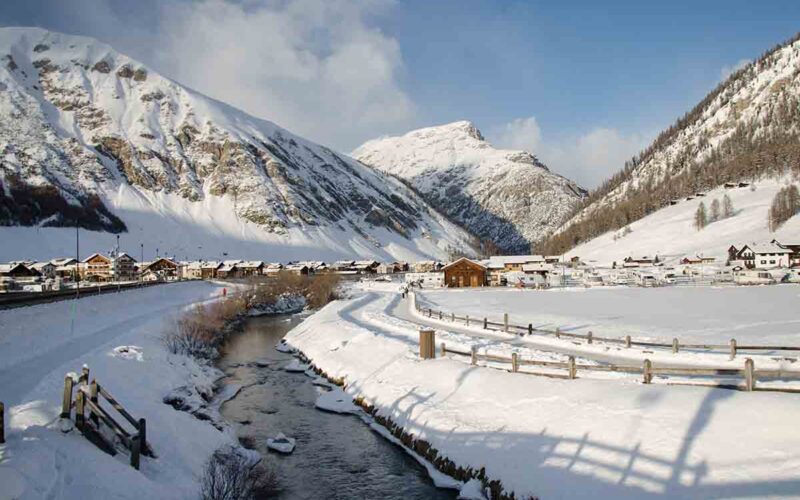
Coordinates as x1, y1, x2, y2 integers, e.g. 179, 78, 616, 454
266, 433, 296, 454
284, 359, 310, 372
315, 387, 360, 414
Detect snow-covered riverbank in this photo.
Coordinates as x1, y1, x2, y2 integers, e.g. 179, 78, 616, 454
0, 281, 243, 499
284, 286, 800, 499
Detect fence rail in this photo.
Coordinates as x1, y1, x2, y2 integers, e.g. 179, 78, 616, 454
414, 297, 800, 359
61, 365, 152, 470
438, 342, 789, 391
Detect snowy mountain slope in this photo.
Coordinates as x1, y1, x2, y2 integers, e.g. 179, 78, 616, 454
0, 27, 476, 261
353, 121, 586, 253
544, 32, 800, 254
568, 177, 800, 265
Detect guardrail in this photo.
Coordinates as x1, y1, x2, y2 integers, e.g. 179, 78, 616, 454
0, 279, 185, 310
61, 365, 153, 470
413, 298, 800, 359
438, 342, 795, 392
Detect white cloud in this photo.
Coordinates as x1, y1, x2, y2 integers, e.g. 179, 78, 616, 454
720, 58, 750, 81
148, 0, 414, 151
489, 116, 651, 189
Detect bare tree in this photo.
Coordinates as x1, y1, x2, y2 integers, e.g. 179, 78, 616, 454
200, 448, 277, 500
694, 202, 707, 231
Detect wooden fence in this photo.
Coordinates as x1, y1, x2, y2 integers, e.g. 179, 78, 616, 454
437, 342, 798, 392
61, 365, 153, 470
413, 297, 800, 359
0, 400, 4, 444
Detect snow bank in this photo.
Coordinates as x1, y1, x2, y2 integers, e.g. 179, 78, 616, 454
285, 290, 800, 499
0, 281, 248, 499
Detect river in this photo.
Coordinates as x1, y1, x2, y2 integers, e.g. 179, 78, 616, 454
217, 313, 457, 500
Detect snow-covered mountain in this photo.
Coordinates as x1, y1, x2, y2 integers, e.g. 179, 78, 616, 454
543, 32, 800, 256
0, 27, 476, 262
353, 121, 586, 253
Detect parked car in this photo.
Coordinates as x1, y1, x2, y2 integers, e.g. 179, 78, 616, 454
734, 270, 776, 285
583, 275, 605, 287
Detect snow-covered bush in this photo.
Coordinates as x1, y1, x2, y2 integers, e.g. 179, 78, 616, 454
199, 447, 277, 500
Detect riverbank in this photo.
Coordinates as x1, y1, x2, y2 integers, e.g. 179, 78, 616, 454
284, 285, 800, 499
0, 281, 244, 499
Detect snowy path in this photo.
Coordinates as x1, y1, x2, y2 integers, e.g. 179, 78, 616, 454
392, 292, 800, 377
285, 287, 800, 499
0, 281, 236, 500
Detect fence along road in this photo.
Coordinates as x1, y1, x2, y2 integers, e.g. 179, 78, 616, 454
392, 292, 800, 392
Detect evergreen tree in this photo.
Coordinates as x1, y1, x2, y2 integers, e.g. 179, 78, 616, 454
722, 194, 734, 218
694, 202, 707, 231
768, 185, 800, 231
710, 198, 721, 222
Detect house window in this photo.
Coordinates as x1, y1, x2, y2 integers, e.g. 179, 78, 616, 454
770, 260, 776, 264
761, 260, 767, 264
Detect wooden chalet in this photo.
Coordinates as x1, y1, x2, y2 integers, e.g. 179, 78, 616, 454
113, 253, 138, 281
200, 261, 221, 279
442, 258, 486, 288
142, 257, 179, 280
82, 253, 113, 282
0, 263, 41, 279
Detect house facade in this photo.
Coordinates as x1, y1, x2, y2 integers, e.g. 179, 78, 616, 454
752, 244, 792, 269
442, 258, 486, 288
82, 253, 113, 281
113, 253, 138, 281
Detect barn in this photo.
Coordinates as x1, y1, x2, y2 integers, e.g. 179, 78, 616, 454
442, 258, 486, 288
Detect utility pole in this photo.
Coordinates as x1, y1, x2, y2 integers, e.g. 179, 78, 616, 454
75, 222, 80, 299
116, 234, 121, 292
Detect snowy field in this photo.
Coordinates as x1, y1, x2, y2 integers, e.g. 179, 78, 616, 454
285, 284, 800, 499
570, 177, 800, 265
416, 285, 800, 346
0, 281, 239, 499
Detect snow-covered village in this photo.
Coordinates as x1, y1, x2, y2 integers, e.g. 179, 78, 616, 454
4, 3, 800, 500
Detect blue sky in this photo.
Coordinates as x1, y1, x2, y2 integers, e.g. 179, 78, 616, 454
1, 0, 799, 187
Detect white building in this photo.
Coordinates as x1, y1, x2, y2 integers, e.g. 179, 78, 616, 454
752, 243, 792, 269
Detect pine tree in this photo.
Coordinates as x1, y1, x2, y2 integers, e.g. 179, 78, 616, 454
710, 198, 721, 222
694, 202, 707, 231
722, 194, 734, 218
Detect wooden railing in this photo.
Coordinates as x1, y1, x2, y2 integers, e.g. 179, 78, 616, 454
61, 365, 153, 470
438, 342, 788, 392
0, 400, 4, 444
413, 296, 800, 359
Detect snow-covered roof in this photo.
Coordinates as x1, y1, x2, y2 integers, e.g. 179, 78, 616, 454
487, 255, 545, 265
752, 243, 792, 254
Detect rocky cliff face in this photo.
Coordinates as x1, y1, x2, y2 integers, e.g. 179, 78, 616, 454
353, 121, 586, 253
0, 28, 475, 260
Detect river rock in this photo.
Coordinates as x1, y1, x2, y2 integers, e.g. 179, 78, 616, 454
266, 433, 296, 454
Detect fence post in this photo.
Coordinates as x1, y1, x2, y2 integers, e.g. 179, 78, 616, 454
511, 353, 519, 373
672, 338, 679, 354
419, 329, 436, 359
438, 311, 442, 320
471, 346, 477, 366
483, 317, 487, 330
131, 434, 141, 470
75, 390, 85, 429
745, 358, 755, 391
61, 375, 74, 420
466, 315, 470, 327
89, 379, 99, 426
0, 401, 4, 444
79, 365, 90, 386
528, 323, 533, 335
428, 308, 432, 318
587, 331, 593, 344
729, 339, 737, 360
568, 357, 576, 380
625, 335, 631, 348
138, 418, 147, 456
451, 312, 455, 322
503, 313, 509, 333
555, 327, 561, 339
642, 359, 652, 384
440, 342, 446, 357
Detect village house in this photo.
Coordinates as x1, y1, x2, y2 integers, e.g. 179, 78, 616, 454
285, 263, 310, 276
236, 261, 265, 277
413, 261, 442, 273
772, 240, 800, 267
353, 260, 380, 274
50, 258, 79, 280
113, 253, 138, 281
442, 258, 487, 288
30, 261, 56, 279
622, 255, 660, 268
0, 263, 41, 280
751, 243, 792, 269
184, 261, 203, 280
484, 260, 506, 286
729, 245, 755, 268
265, 263, 284, 276
217, 260, 242, 279
82, 253, 113, 282
680, 255, 716, 265
200, 261, 222, 279
142, 257, 179, 281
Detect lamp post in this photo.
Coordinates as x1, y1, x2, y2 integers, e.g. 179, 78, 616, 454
75, 222, 80, 299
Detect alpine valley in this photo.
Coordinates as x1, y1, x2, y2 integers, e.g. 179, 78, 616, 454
0, 27, 478, 262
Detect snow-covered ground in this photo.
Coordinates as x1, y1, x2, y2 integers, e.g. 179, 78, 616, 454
0, 281, 241, 499
415, 285, 800, 346
285, 285, 800, 498
569, 177, 800, 265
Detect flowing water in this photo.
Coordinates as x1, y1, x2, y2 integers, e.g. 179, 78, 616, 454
218, 313, 457, 500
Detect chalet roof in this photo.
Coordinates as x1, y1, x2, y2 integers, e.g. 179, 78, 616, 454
30, 261, 54, 270
752, 243, 792, 255
238, 261, 264, 268
201, 261, 221, 269
82, 253, 111, 263
442, 257, 486, 271
50, 257, 77, 266
187, 261, 204, 270
114, 252, 136, 262
487, 255, 544, 265
522, 263, 553, 272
